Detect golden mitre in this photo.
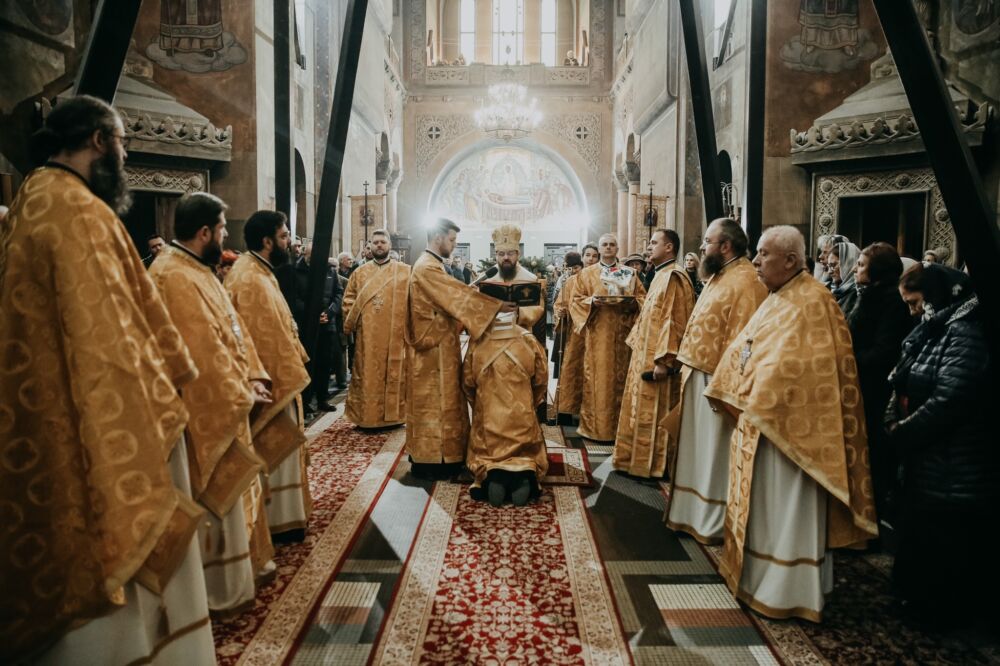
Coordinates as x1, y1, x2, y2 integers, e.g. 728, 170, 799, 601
492, 224, 522, 253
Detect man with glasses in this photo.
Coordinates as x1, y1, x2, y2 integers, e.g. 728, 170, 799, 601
665, 218, 767, 544
1, 95, 215, 663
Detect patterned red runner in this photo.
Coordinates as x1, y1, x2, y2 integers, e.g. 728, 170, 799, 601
372, 482, 630, 665
212, 416, 404, 665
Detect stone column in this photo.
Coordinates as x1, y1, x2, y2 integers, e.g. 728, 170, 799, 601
614, 168, 629, 253
386, 166, 401, 232
624, 156, 641, 255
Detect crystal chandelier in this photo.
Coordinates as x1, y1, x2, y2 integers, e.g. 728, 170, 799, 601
475, 82, 542, 142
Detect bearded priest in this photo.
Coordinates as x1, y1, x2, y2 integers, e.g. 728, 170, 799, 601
0, 96, 214, 663
704, 226, 877, 621
482, 224, 545, 335
665, 218, 767, 543
613, 229, 695, 478
569, 233, 645, 441
227, 211, 313, 543
463, 310, 549, 506
405, 218, 504, 479
150, 192, 277, 615
342, 228, 411, 429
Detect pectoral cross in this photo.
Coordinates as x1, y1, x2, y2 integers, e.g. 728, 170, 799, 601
372, 293, 385, 314
739, 338, 753, 374
229, 314, 243, 342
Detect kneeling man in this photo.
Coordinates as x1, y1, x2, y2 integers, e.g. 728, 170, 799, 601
463, 311, 549, 506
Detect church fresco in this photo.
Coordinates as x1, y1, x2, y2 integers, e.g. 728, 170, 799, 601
433, 147, 581, 228
780, 0, 879, 73
145, 0, 248, 73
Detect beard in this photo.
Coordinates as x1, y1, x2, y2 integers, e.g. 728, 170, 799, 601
498, 260, 518, 280
702, 252, 724, 277
372, 247, 390, 260
90, 149, 132, 216
270, 243, 290, 267
202, 238, 223, 266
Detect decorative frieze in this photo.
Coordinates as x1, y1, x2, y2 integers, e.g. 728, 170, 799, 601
119, 110, 232, 160
791, 103, 988, 155
126, 166, 208, 194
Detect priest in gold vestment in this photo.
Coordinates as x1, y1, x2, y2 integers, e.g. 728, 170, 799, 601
227, 211, 312, 540
614, 229, 694, 477
481, 224, 545, 331
570, 234, 645, 441
555, 244, 598, 420
704, 226, 877, 621
405, 218, 503, 478
150, 192, 275, 613
666, 219, 768, 543
0, 96, 214, 664
463, 311, 549, 506
343, 229, 410, 428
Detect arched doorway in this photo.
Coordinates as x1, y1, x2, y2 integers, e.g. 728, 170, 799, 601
428, 141, 589, 264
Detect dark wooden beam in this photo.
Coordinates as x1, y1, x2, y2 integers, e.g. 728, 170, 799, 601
302, 0, 368, 364
872, 0, 1000, 341
73, 0, 142, 102
744, 0, 767, 251
274, 0, 293, 217
678, 0, 724, 223
713, 0, 737, 69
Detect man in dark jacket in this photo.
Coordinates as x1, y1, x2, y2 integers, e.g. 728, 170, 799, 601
294, 242, 340, 413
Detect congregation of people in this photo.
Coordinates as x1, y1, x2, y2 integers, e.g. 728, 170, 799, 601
1, 94, 996, 665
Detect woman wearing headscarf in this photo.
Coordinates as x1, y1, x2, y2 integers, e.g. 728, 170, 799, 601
886, 263, 998, 627
845, 242, 913, 532
683, 252, 703, 299
826, 238, 861, 314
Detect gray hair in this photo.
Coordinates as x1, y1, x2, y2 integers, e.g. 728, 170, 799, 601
760, 226, 806, 269
337, 251, 353, 262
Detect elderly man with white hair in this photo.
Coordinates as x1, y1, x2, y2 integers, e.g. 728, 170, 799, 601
704, 225, 877, 622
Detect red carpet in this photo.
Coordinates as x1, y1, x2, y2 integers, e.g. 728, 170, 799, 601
372, 482, 630, 665
211, 416, 404, 666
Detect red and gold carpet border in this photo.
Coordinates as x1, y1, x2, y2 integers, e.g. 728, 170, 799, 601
371, 482, 631, 665
234, 419, 405, 666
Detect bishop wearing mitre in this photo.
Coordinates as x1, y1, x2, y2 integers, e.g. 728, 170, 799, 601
227, 210, 313, 541
463, 310, 549, 506
705, 226, 876, 621
342, 228, 411, 428
150, 192, 276, 614
481, 223, 545, 333
666, 218, 767, 543
614, 229, 695, 478
405, 218, 504, 479
570, 233, 646, 441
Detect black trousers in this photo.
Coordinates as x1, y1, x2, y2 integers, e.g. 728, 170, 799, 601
304, 330, 333, 406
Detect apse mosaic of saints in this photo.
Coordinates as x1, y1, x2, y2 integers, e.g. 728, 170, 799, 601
436, 147, 580, 227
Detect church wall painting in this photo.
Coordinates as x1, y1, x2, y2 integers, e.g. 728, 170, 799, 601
760, 0, 886, 232
431, 146, 583, 230
767, 0, 885, 158
145, 0, 248, 73
131, 0, 258, 217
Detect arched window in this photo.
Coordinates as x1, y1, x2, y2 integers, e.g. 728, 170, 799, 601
460, 0, 475, 62
540, 0, 556, 66
493, 0, 525, 65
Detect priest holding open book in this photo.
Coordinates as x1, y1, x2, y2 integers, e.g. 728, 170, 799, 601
479, 224, 546, 336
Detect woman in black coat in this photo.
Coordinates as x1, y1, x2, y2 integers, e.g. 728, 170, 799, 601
886, 263, 998, 626
845, 242, 913, 530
